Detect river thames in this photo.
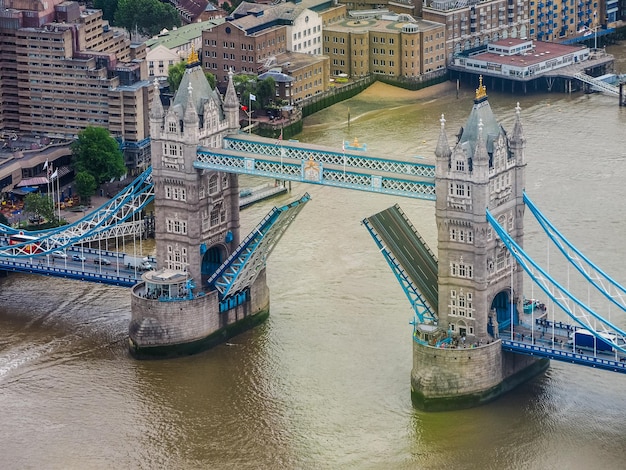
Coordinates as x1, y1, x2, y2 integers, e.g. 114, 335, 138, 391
1, 44, 625, 469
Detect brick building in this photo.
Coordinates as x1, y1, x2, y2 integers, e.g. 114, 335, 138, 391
0, 0, 153, 170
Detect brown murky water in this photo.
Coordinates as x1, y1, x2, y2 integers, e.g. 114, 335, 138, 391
1, 44, 625, 469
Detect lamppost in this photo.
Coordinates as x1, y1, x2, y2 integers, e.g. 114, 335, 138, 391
593, 11, 598, 50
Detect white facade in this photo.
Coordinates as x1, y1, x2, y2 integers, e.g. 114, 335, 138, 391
287, 9, 323, 55
147, 45, 183, 78
452, 43, 590, 79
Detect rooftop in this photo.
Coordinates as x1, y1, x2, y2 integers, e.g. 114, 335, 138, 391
146, 19, 225, 49
324, 15, 443, 33
464, 39, 588, 68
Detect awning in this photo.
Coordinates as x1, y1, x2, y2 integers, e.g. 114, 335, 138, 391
11, 186, 38, 195
17, 176, 49, 187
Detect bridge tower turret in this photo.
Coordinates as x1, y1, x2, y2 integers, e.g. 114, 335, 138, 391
129, 51, 270, 358
412, 78, 548, 410
149, 51, 241, 285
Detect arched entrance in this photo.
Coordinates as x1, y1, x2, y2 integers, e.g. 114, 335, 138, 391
490, 290, 517, 333
201, 244, 227, 285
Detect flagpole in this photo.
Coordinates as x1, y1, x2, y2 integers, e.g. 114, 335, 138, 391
342, 141, 346, 181
248, 94, 252, 134
50, 164, 55, 222
56, 171, 61, 221
44, 159, 51, 210
280, 126, 284, 178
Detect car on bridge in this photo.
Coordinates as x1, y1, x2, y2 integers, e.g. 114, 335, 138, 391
72, 254, 86, 262
94, 257, 111, 265
51, 250, 67, 259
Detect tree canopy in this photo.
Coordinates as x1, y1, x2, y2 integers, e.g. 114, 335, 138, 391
24, 193, 55, 224
256, 77, 276, 109
71, 127, 126, 185
115, 0, 181, 37
93, 0, 118, 23
74, 171, 98, 204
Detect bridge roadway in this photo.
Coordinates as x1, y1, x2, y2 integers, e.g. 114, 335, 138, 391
0, 243, 154, 287
500, 319, 626, 374
195, 135, 437, 200
365, 204, 438, 313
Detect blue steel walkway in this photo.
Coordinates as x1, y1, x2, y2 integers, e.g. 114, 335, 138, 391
501, 318, 626, 374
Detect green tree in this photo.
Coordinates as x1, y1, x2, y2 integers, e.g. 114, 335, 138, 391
256, 76, 276, 108
94, 0, 118, 23
0, 212, 8, 226
115, 0, 181, 37
75, 171, 97, 205
24, 193, 55, 223
233, 74, 256, 95
168, 60, 186, 93
71, 127, 126, 185
205, 71, 217, 90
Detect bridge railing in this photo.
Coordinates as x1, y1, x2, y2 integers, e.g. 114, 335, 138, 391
0, 258, 139, 287
502, 339, 626, 374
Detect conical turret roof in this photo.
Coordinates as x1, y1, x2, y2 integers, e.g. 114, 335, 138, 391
457, 77, 505, 160
171, 63, 216, 117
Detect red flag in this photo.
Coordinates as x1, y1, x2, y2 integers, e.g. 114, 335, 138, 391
241, 105, 248, 112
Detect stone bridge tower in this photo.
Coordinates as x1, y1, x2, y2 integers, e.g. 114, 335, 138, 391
148, 54, 241, 285
128, 56, 271, 358
411, 79, 549, 410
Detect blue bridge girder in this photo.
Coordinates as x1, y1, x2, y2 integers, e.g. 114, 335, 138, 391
0, 256, 139, 287
195, 135, 436, 201
487, 209, 626, 355
0, 169, 154, 259
363, 204, 438, 325
524, 192, 626, 314
502, 339, 626, 374
208, 193, 311, 298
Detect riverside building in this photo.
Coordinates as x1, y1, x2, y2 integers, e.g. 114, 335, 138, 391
323, 12, 446, 78
0, 0, 153, 171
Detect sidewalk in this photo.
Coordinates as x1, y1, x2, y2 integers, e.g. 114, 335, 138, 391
61, 176, 135, 224
62, 194, 109, 224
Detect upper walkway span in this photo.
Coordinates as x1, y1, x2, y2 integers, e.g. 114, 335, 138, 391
195, 135, 436, 201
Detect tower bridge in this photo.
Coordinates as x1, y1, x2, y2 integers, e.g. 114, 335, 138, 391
2, 63, 625, 410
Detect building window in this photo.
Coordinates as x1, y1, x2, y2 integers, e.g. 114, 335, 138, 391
208, 175, 218, 194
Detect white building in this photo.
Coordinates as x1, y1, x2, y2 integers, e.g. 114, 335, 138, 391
147, 45, 183, 78
451, 38, 590, 79
287, 8, 323, 56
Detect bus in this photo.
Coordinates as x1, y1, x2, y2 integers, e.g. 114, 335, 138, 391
568, 329, 625, 353
9, 233, 43, 254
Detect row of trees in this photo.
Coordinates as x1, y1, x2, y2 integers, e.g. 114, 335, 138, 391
94, 0, 180, 37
